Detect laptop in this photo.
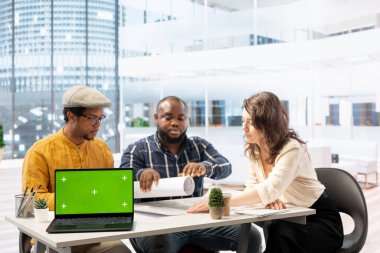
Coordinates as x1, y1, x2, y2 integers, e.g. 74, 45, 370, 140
46, 168, 134, 233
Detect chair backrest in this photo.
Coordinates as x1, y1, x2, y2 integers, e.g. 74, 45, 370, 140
315, 168, 368, 253
129, 238, 143, 253
19, 232, 32, 253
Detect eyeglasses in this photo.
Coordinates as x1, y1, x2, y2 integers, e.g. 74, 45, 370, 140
80, 114, 106, 125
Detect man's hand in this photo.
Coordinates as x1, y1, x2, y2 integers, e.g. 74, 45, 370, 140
181, 163, 207, 177
139, 168, 160, 192
187, 200, 209, 213
266, 199, 286, 210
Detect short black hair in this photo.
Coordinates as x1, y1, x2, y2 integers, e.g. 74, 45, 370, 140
156, 96, 188, 113
63, 107, 86, 123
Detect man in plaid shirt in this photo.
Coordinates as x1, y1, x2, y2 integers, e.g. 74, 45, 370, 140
120, 96, 262, 253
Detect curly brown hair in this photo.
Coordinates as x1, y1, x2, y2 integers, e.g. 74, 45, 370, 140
243, 91, 305, 164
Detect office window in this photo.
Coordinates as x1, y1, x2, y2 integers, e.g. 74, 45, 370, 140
326, 104, 340, 126
2, 0, 380, 158
353, 103, 379, 126
210, 100, 225, 126
0, 0, 117, 158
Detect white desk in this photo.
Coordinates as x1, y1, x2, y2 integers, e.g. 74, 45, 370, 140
5, 199, 315, 253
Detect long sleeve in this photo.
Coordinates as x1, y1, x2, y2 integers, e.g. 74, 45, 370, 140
245, 160, 259, 188
120, 134, 232, 198
246, 139, 325, 207
22, 147, 55, 210
195, 138, 232, 180
120, 141, 147, 181
254, 144, 300, 205
22, 129, 115, 211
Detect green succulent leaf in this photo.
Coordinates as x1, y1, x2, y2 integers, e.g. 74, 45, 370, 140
208, 187, 224, 208
34, 198, 48, 209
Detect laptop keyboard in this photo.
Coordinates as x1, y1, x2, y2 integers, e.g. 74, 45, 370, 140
55, 217, 131, 226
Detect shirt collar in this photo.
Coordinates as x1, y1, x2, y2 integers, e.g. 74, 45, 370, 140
59, 128, 88, 149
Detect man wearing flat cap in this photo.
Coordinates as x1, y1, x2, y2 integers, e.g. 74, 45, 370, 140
22, 85, 131, 253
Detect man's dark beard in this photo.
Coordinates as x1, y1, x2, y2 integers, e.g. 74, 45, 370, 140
83, 134, 94, 141
158, 129, 186, 144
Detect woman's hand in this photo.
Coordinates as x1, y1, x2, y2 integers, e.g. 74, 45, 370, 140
266, 199, 286, 210
187, 200, 209, 213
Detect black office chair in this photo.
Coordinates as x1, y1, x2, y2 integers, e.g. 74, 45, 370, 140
19, 232, 32, 253
315, 167, 368, 253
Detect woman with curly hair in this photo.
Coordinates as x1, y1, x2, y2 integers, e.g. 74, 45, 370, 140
189, 91, 343, 253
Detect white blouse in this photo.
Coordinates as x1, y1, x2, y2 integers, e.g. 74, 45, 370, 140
245, 139, 325, 207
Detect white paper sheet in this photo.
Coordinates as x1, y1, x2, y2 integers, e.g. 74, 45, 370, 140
135, 197, 204, 216
134, 176, 195, 199
233, 206, 289, 217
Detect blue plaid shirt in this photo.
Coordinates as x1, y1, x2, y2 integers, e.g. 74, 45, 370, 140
120, 133, 232, 199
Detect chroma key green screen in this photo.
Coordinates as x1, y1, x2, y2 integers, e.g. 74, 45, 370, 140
55, 169, 133, 215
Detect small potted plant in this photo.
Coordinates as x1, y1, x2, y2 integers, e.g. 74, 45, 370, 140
34, 198, 49, 222
208, 187, 224, 219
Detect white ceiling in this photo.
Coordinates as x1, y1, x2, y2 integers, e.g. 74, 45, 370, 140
118, 0, 380, 102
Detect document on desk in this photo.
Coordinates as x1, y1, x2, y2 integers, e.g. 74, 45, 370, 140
234, 206, 289, 217
134, 176, 195, 199
135, 197, 205, 216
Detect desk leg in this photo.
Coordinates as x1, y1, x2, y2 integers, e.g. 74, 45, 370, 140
237, 223, 251, 253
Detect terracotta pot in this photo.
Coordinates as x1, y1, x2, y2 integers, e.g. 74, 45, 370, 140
209, 207, 223, 219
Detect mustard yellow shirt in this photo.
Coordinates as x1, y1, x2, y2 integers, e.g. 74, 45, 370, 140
22, 128, 114, 210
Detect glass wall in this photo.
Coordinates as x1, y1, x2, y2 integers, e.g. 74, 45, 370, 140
0, 0, 117, 158
118, 0, 380, 150
2, 0, 380, 159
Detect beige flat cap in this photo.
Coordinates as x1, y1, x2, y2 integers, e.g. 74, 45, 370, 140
62, 85, 111, 108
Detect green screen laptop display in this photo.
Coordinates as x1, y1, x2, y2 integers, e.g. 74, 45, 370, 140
55, 169, 133, 215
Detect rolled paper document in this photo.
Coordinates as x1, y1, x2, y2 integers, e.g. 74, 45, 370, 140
134, 176, 195, 198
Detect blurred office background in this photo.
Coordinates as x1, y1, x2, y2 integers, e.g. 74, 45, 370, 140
1, 0, 380, 159
1, 1, 380, 252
